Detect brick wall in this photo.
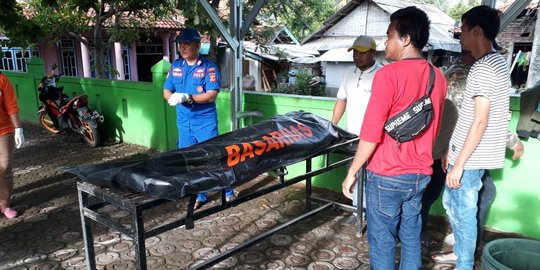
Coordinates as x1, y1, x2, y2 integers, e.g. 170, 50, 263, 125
497, 14, 536, 50
497, 8, 539, 88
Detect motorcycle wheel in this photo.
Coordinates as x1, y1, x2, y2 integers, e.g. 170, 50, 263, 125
39, 112, 61, 134
82, 122, 100, 147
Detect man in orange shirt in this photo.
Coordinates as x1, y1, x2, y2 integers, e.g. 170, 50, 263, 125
0, 72, 25, 219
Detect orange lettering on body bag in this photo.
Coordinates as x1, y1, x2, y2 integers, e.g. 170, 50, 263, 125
263, 135, 281, 152
225, 145, 241, 167
240, 142, 255, 163
297, 123, 313, 137
224, 123, 315, 167
253, 140, 267, 155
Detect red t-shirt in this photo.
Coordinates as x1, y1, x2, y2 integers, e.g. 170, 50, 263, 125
0, 74, 19, 136
360, 59, 447, 176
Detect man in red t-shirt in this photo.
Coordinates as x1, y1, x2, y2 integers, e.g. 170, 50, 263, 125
341, 7, 447, 269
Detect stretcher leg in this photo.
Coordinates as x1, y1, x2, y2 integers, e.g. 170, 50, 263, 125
78, 188, 97, 270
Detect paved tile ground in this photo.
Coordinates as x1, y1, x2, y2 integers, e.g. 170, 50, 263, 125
0, 123, 515, 269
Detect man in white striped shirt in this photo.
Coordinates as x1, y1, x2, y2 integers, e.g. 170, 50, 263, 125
442, 6, 511, 270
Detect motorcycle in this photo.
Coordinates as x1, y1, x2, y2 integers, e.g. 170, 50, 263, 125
37, 72, 104, 147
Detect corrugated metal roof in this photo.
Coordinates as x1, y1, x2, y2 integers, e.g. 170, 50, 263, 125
301, 36, 387, 51
302, 0, 460, 52
243, 41, 319, 63
375, 0, 459, 51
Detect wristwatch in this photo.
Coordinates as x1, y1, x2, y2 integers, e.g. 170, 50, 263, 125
186, 94, 194, 104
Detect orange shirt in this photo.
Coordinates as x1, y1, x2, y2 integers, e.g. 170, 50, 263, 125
0, 73, 19, 136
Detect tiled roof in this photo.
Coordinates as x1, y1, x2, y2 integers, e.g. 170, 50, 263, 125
22, 6, 184, 30
152, 17, 184, 29
86, 9, 184, 30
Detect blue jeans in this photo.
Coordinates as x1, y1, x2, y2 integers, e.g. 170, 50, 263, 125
366, 171, 430, 270
443, 165, 484, 270
422, 160, 496, 247
477, 172, 496, 244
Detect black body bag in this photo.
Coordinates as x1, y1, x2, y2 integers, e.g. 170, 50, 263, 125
384, 64, 436, 143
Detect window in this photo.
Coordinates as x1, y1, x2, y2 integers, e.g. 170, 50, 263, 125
0, 46, 37, 72
0, 50, 14, 71
60, 39, 78, 76
122, 46, 131, 80
135, 37, 163, 55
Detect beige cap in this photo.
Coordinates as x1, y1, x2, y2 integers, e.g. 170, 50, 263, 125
348, 36, 377, 52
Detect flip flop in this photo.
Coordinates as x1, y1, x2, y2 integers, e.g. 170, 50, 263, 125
1, 208, 17, 219
431, 252, 457, 264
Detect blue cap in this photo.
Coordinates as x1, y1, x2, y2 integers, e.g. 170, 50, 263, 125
175, 28, 201, 42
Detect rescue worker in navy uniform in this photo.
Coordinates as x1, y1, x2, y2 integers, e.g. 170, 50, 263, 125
163, 28, 234, 209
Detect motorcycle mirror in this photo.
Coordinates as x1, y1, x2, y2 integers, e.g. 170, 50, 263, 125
52, 63, 58, 70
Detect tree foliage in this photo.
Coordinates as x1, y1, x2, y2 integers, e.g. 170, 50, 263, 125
250, 0, 335, 41
0, 0, 43, 49
447, 0, 481, 21
174, 0, 334, 55
1, 0, 334, 79
274, 69, 326, 96
175, 0, 334, 45
174, 0, 223, 61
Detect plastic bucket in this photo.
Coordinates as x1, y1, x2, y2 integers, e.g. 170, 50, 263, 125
482, 238, 540, 270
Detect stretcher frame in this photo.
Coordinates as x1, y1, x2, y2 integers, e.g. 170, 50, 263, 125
77, 137, 365, 270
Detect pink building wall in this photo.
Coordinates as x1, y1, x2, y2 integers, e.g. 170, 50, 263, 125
35, 30, 179, 81
38, 40, 59, 76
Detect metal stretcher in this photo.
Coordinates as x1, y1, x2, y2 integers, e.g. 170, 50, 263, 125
76, 137, 366, 270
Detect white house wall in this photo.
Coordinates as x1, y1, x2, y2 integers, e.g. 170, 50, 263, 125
299, 3, 392, 51
248, 59, 262, 92
323, 62, 355, 94
327, 2, 389, 38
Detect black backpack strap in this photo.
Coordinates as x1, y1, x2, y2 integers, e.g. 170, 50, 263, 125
426, 64, 436, 96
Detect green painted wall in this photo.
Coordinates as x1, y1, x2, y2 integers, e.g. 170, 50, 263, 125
5, 59, 539, 239
4, 59, 42, 123
487, 111, 540, 238
242, 92, 347, 191
430, 97, 540, 239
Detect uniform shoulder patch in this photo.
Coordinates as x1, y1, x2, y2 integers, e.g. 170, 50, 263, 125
209, 73, 217, 82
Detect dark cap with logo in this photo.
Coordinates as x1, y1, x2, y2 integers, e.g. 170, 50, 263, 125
175, 28, 201, 42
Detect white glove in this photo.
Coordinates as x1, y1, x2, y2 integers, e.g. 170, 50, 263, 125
168, 93, 190, 106
14, 128, 25, 148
